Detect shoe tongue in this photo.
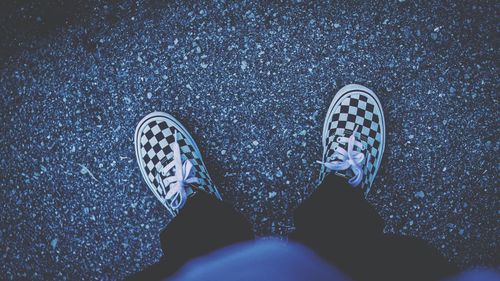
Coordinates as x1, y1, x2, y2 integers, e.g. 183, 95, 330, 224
334, 167, 354, 180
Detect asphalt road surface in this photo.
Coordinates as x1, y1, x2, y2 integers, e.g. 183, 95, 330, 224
1, 1, 498, 280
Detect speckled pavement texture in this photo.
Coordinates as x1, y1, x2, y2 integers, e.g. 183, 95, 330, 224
0, 1, 498, 280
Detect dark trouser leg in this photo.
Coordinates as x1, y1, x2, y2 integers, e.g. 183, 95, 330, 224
127, 192, 254, 281
290, 174, 455, 281
290, 173, 384, 281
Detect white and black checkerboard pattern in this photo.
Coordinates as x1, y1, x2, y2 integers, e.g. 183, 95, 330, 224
139, 120, 217, 211
322, 93, 383, 193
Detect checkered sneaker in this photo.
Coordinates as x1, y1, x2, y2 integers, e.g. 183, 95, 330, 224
134, 112, 221, 216
319, 84, 386, 195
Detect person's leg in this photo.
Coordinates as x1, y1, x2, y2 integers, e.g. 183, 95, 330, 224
290, 173, 384, 281
291, 173, 455, 281
291, 85, 455, 281
290, 84, 388, 279
292, 173, 384, 239
128, 192, 253, 280
159, 192, 253, 274
129, 112, 253, 280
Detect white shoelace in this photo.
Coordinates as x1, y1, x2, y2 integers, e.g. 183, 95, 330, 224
156, 131, 199, 210
317, 126, 367, 187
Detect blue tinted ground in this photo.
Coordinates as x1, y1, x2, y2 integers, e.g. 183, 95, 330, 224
0, 1, 498, 280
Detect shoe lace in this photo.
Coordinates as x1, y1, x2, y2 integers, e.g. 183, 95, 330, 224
317, 126, 368, 187
156, 130, 199, 210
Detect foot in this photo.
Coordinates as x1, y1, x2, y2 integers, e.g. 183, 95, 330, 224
318, 84, 386, 195
134, 112, 221, 216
